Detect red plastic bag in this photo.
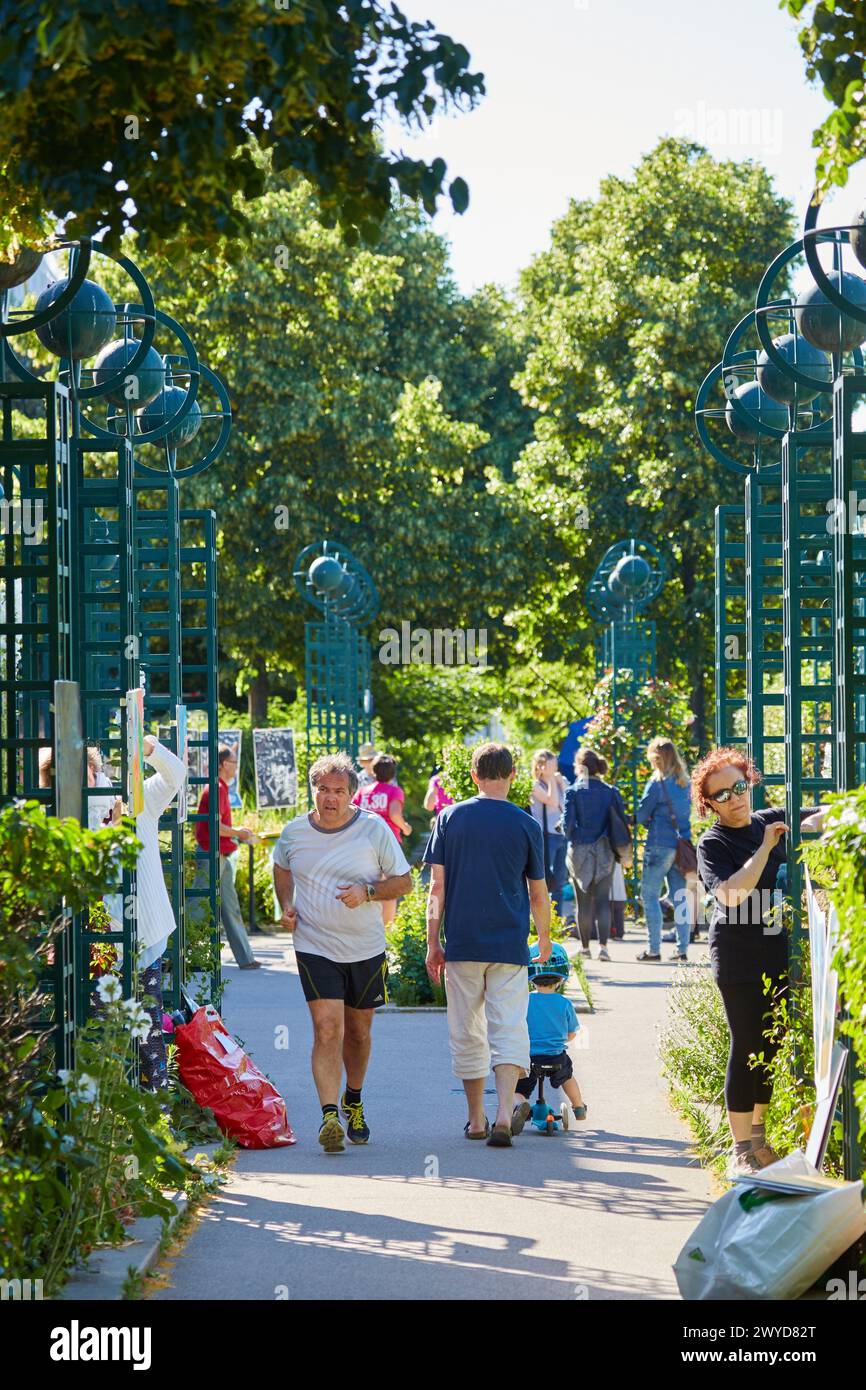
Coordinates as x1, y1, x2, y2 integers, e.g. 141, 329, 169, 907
175, 1006, 296, 1148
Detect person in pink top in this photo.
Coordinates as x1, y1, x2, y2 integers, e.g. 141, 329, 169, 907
352, 754, 411, 924
423, 766, 454, 820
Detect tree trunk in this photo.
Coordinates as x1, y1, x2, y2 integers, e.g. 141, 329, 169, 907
248, 666, 269, 724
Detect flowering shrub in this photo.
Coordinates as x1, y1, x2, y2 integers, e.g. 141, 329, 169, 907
386, 871, 446, 1007
585, 673, 697, 787
439, 739, 533, 809
801, 786, 866, 1157
0, 802, 196, 1291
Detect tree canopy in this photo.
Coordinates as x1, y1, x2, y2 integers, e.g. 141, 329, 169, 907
125, 174, 534, 718
505, 139, 793, 742
784, 0, 866, 191
0, 0, 482, 260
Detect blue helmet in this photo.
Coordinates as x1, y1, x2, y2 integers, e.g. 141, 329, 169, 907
528, 941, 571, 987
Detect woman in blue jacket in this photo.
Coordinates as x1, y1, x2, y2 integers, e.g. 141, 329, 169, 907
562, 747, 629, 963
637, 737, 693, 962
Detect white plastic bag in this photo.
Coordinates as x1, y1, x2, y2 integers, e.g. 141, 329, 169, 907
675, 1150, 866, 1300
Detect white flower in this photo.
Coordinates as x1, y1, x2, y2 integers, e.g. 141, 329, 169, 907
123, 1002, 152, 1043
59, 1135, 75, 1154
71, 1074, 99, 1106
57, 1069, 72, 1086
96, 974, 123, 1004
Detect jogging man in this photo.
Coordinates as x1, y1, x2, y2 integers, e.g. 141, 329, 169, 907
273, 752, 412, 1153
424, 742, 552, 1147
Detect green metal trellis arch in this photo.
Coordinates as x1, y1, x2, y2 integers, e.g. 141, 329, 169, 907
0, 237, 230, 1068
696, 197, 866, 1177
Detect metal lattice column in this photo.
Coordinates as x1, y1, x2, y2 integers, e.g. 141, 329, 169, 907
714, 504, 747, 748
745, 468, 785, 807
0, 378, 78, 1068
833, 373, 866, 788
133, 478, 185, 1006
179, 507, 220, 1010
72, 433, 139, 1016
782, 430, 837, 964
831, 371, 866, 1181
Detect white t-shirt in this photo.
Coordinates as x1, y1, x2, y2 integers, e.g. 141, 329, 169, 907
272, 808, 410, 962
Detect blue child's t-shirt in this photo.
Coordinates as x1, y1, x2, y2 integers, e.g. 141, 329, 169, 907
423, 796, 546, 967
527, 992, 578, 1056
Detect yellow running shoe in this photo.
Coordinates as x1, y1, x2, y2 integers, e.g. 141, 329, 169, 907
318, 1111, 346, 1153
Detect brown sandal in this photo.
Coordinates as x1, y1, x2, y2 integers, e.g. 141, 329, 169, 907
464, 1119, 490, 1140
486, 1123, 513, 1148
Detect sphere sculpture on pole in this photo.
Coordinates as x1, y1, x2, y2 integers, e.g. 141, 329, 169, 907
587, 538, 666, 896
294, 539, 379, 766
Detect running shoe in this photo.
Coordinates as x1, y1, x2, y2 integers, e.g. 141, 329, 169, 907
341, 1092, 370, 1144
726, 1148, 763, 1179
598, 947, 611, 962
318, 1111, 346, 1153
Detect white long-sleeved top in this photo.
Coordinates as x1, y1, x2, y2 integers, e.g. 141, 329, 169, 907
135, 739, 187, 968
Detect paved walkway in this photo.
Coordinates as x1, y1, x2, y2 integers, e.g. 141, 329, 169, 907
153, 925, 715, 1301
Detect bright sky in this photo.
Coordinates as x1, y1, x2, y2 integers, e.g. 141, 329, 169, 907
379, 0, 863, 294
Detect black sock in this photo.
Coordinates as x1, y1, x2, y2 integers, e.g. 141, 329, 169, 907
321, 1104, 338, 1119
344, 1086, 362, 1106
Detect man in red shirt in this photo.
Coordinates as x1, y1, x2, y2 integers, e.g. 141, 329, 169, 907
196, 746, 261, 969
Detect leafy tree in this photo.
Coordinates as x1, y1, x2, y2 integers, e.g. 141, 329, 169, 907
507, 139, 793, 744
0, 0, 483, 259
125, 175, 535, 718
783, 0, 866, 191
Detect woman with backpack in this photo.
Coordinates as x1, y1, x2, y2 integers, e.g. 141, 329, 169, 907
562, 748, 630, 962
636, 737, 696, 963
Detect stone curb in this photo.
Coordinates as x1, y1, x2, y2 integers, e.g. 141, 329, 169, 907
57, 1143, 223, 1302
379, 1004, 447, 1013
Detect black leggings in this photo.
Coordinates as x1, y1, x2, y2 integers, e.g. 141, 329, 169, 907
575, 872, 612, 948
717, 977, 788, 1113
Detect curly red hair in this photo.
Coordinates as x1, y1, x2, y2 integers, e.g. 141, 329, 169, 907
691, 746, 761, 817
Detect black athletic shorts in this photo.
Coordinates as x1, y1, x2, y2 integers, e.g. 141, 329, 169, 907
295, 950, 389, 1010
515, 1051, 573, 1097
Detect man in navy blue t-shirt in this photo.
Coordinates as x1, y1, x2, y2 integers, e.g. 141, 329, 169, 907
424, 743, 552, 1148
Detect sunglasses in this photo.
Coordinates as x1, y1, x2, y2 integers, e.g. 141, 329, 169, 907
707, 778, 749, 804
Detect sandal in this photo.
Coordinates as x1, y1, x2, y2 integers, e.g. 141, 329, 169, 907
636, 951, 661, 962
464, 1119, 490, 1140
486, 1123, 513, 1148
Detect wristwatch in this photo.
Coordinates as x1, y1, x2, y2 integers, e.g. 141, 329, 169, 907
365, 883, 376, 902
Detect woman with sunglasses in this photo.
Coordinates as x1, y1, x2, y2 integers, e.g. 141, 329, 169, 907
693, 748, 825, 1178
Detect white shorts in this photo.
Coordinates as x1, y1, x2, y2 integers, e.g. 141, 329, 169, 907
443, 960, 530, 1080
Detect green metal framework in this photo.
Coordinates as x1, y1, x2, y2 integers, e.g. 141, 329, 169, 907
697, 207, 866, 1176
714, 504, 747, 750
744, 468, 785, 807
294, 539, 379, 763
586, 538, 666, 896
831, 371, 866, 1180
781, 432, 837, 964
0, 239, 228, 1067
